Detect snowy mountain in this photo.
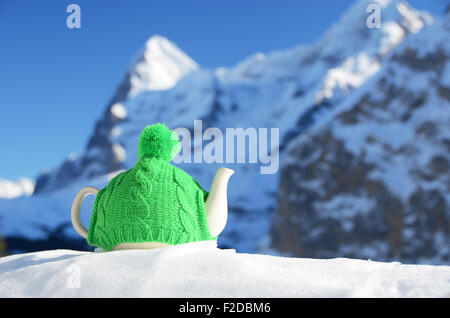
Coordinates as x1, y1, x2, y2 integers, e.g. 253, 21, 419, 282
0, 178, 34, 199
272, 12, 450, 263
1, 241, 449, 297
0, 0, 446, 263
34, 0, 430, 194
127, 35, 199, 94
33, 35, 198, 194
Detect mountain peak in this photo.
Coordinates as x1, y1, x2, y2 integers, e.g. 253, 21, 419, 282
144, 34, 173, 49
316, 0, 433, 58
127, 35, 198, 96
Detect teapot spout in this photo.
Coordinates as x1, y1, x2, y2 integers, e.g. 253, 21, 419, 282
205, 167, 235, 237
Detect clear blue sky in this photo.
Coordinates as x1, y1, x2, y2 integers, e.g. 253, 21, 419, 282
0, 0, 447, 181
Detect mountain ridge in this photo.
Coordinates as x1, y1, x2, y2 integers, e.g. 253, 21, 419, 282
34, 0, 429, 195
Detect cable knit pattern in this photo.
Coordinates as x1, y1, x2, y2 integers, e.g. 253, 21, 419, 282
174, 168, 196, 237
87, 157, 213, 251
127, 158, 154, 220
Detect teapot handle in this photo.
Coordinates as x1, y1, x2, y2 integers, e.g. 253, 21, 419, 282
71, 186, 99, 239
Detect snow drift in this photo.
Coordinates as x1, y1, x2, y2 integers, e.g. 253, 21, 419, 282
0, 241, 449, 297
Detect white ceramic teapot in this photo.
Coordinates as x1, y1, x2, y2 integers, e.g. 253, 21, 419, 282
71, 167, 234, 250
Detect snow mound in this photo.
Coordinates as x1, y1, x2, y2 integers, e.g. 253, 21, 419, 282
0, 241, 449, 297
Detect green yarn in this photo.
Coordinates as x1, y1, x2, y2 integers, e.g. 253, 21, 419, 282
87, 123, 214, 251
138, 123, 181, 162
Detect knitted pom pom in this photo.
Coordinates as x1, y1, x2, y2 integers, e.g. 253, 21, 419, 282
138, 123, 181, 162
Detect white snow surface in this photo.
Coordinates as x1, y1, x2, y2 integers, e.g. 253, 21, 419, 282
0, 241, 449, 298
0, 178, 35, 199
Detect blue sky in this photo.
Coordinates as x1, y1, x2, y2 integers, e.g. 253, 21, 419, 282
0, 0, 447, 181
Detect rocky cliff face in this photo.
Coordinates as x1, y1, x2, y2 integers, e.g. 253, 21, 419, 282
271, 14, 450, 263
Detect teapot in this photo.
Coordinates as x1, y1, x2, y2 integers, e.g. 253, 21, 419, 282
70, 123, 234, 251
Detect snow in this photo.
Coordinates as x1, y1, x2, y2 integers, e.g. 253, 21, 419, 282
112, 143, 126, 162
314, 194, 376, 231
314, 0, 430, 59
0, 173, 114, 242
0, 178, 35, 199
396, 2, 429, 34
110, 103, 127, 120
380, 21, 405, 55
367, 157, 417, 202
315, 53, 381, 103
127, 35, 198, 95
0, 241, 449, 298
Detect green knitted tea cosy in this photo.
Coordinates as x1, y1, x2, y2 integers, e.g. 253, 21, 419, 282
87, 123, 215, 251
